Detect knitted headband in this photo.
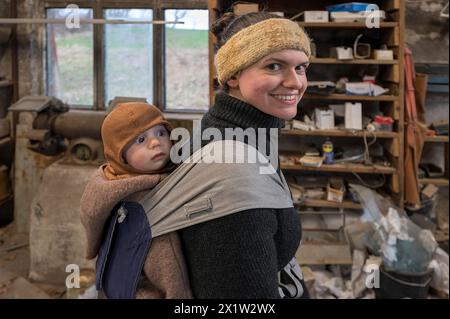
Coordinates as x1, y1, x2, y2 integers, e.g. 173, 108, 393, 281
216, 18, 311, 86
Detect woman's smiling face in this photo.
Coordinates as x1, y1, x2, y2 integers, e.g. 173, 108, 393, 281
227, 49, 309, 120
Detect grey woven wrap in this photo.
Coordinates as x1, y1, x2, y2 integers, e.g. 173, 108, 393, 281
139, 140, 293, 237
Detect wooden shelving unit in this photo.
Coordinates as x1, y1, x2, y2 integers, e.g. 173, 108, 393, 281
208, 0, 405, 209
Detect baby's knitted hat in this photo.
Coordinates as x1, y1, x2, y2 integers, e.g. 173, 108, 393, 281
101, 102, 172, 180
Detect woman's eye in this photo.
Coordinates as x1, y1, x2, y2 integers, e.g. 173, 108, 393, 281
296, 65, 308, 74
266, 63, 282, 71
136, 135, 146, 144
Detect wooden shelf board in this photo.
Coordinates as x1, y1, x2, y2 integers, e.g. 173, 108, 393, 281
303, 93, 397, 102
311, 58, 398, 65
281, 163, 396, 174
295, 199, 362, 210
424, 136, 449, 143
419, 178, 449, 186
0, 137, 11, 148
298, 22, 398, 28
296, 243, 353, 265
282, 129, 398, 139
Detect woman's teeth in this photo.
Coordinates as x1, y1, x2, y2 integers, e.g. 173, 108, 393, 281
271, 94, 297, 102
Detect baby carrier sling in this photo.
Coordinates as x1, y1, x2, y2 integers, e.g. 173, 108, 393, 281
95, 140, 305, 299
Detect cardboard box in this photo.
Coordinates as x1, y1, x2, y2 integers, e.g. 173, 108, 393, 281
300, 156, 324, 167
327, 178, 345, 203
292, 120, 312, 131
422, 184, 439, 200
233, 3, 259, 15
345, 102, 362, 130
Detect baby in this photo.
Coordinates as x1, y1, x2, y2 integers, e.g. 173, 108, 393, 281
80, 102, 192, 299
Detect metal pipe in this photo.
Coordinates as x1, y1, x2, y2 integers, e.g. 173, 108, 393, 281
52, 110, 106, 140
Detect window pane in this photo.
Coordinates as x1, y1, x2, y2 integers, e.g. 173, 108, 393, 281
46, 8, 93, 107
165, 10, 209, 111
104, 9, 153, 106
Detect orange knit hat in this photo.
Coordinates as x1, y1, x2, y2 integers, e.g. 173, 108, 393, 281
101, 102, 172, 180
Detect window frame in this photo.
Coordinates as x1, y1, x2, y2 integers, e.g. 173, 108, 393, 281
43, 0, 209, 112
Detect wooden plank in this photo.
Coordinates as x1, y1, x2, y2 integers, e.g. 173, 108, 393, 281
296, 199, 362, 210
419, 178, 449, 187
445, 142, 449, 180
0, 137, 11, 148
381, 64, 400, 83
208, 0, 218, 107
310, 58, 398, 65
303, 93, 397, 102
154, 7, 164, 110
296, 243, 353, 265
397, 0, 406, 208
390, 173, 401, 193
281, 129, 398, 139
0, 18, 183, 25
298, 22, 398, 28
382, 26, 400, 47
93, 2, 104, 110
424, 136, 449, 143
385, 0, 402, 11
281, 163, 396, 174
385, 138, 401, 157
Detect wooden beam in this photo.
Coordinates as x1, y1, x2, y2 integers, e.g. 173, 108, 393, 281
296, 243, 353, 265
281, 129, 398, 139
281, 163, 396, 174
0, 18, 184, 25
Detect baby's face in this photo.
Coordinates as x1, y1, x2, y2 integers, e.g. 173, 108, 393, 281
124, 124, 172, 172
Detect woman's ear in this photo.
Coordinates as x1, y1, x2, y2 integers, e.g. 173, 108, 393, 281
226, 75, 239, 89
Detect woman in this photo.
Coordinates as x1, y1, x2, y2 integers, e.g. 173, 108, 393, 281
180, 12, 311, 298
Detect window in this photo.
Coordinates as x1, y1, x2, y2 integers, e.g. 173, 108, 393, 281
104, 9, 153, 105
45, 1, 209, 112
164, 9, 209, 111
46, 8, 94, 107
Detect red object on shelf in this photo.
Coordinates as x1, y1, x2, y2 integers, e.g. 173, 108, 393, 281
425, 130, 436, 137
374, 115, 394, 125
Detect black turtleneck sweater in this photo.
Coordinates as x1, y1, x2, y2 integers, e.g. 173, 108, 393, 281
180, 93, 302, 299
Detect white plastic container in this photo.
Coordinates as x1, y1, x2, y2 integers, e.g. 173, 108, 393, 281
345, 102, 362, 130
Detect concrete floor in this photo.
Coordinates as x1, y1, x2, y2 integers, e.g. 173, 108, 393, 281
0, 223, 66, 299
0, 187, 448, 299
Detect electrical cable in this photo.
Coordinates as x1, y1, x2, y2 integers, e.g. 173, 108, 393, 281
352, 171, 386, 189
352, 130, 386, 189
